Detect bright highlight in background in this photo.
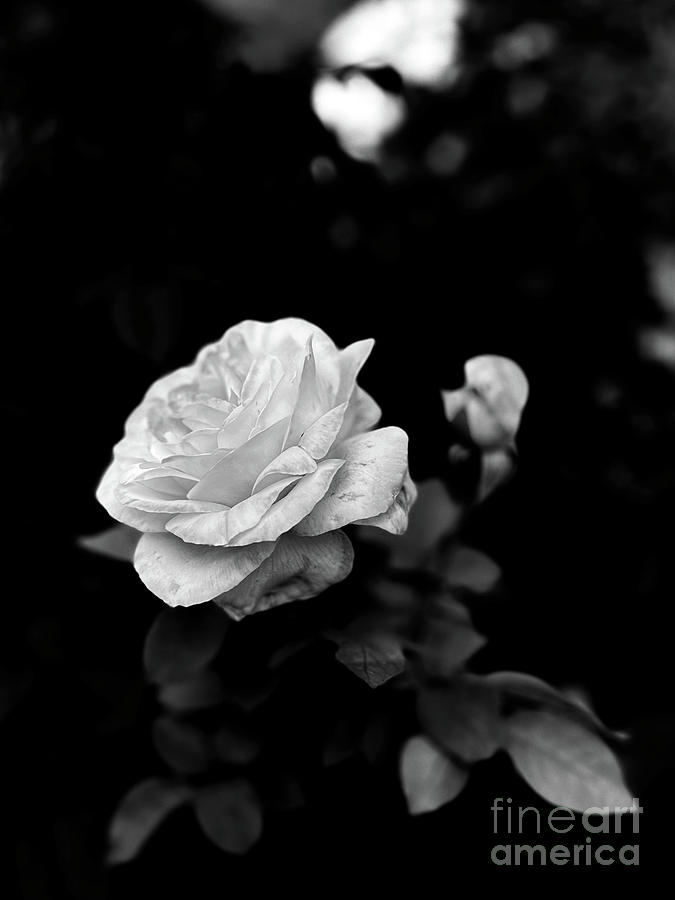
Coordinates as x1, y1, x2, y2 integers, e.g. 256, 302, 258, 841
311, 72, 406, 162
313, 0, 465, 161
320, 0, 465, 88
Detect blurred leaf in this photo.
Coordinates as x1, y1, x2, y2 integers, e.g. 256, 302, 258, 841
111, 285, 181, 364
323, 718, 361, 766
415, 594, 486, 678
271, 774, 305, 811
152, 716, 211, 774
219, 679, 278, 711
335, 634, 405, 688
159, 670, 228, 712
484, 671, 608, 735
267, 637, 315, 670
78, 525, 139, 563
418, 677, 502, 762
400, 735, 469, 815
505, 709, 634, 811
144, 605, 228, 685
441, 544, 501, 592
0, 667, 33, 723
194, 779, 263, 855
360, 713, 392, 764
199, 0, 354, 71
213, 720, 262, 765
107, 778, 192, 864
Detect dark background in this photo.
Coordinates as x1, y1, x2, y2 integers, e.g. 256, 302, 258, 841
2, 0, 675, 892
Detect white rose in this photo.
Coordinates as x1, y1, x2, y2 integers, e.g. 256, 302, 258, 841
97, 318, 416, 617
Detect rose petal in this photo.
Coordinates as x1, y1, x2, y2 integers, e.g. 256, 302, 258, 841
226, 476, 302, 539
285, 336, 331, 447
354, 469, 417, 534
336, 339, 374, 401
122, 467, 199, 486
299, 401, 349, 460
183, 429, 220, 454
220, 318, 335, 364
228, 458, 345, 546
116, 480, 228, 515
240, 355, 282, 405
165, 475, 301, 546
294, 427, 409, 535
133, 532, 276, 607
217, 364, 283, 449
154, 451, 229, 480
187, 416, 289, 506
252, 445, 317, 493
332, 386, 381, 447
96, 460, 171, 532
213, 531, 354, 620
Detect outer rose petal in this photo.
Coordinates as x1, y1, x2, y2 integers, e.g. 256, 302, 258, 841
336, 339, 374, 402
294, 427, 409, 536
133, 532, 276, 607
221, 318, 335, 363
96, 460, 171, 533
354, 469, 417, 534
331, 386, 381, 448
213, 531, 354, 620
115, 481, 227, 515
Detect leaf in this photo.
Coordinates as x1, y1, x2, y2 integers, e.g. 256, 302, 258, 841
194, 779, 263, 855
323, 718, 361, 767
0, 667, 33, 722
143, 605, 229, 685
484, 671, 608, 734
272, 775, 305, 811
212, 721, 262, 766
442, 545, 501, 593
213, 531, 354, 620
111, 285, 181, 364
418, 677, 502, 762
78, 525, 140, 563
360, 713, 392, 764
505, 709, 634, 811
158, 670, 227, 712
400, 736, 469, 815
199, 0, 353, 72
218, 679, 278, 711
107, 778, 192, 864
416, 594, 486, 678
152, 716, 211, 774
335, 634, 405, 688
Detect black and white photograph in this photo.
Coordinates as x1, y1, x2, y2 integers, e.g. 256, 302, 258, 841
2, 0, 674, 892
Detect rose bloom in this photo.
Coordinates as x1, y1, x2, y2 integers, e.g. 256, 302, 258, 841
97, 319, 415, 617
